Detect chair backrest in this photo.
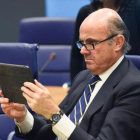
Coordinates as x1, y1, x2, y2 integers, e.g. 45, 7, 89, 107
38, 46, 71, 85
19, 17, 75, 85
0, 114, 24, 140
19, 17, 75, 45
0, 43, 38, 79
0, 105, 4, 114
0, 43, 38, 114
125, 55, 140, 70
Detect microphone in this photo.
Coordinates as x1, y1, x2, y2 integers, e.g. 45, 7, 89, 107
39, 52, 56, 74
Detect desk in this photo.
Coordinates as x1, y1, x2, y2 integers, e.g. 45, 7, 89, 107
45, 86, 69, 105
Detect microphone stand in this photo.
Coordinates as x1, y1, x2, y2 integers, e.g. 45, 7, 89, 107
39, 52, 56, 74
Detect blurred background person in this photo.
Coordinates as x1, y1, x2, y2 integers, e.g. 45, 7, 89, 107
70, 0, 140, 83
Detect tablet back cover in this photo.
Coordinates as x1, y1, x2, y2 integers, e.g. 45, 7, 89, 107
0, 63, 34, 104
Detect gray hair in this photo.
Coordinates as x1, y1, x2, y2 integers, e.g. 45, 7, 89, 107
107, 17, 131, 54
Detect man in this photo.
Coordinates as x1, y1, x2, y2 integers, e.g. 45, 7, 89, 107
0, 8, 140, 140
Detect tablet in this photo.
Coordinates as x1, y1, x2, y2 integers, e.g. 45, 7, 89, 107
0, 63, 35, 104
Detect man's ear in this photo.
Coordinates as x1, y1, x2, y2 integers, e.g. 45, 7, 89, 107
114, 35, 125, 52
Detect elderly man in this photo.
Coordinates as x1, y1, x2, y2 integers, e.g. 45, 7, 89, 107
0, 8, 140, 140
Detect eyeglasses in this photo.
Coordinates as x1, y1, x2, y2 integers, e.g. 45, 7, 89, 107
76, 34, 118, 51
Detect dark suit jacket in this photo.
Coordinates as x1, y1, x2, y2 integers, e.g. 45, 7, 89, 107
16, 57, 140, 140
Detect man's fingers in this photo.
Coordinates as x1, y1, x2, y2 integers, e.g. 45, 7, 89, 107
0, 90, 4, 97
1, 102, 14, 110
23, 82, 38, 92
13, 103, 26, 111
0, 97, 9, 104
21, 86, 36, 99
34, 79, 47, 91
0, 98, 25, 111
22, 92, 33, 104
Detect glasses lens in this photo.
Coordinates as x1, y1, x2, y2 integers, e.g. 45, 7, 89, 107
76, 42, 82, 49
86, 44, 94, 50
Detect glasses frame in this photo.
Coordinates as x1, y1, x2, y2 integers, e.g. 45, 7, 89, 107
77, 34, 118, 51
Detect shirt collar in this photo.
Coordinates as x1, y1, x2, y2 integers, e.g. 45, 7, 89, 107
99, 55, 124, 82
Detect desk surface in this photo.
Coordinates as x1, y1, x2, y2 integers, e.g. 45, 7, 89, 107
45, 86, 69, 105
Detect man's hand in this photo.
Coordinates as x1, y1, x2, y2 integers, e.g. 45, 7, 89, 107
21, 79, 60, 119
0, 90, 27, 122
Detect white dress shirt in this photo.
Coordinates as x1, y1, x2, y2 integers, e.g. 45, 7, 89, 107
15, 55, 124, 140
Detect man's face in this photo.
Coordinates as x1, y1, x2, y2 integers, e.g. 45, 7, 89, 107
79, 20, 117, 75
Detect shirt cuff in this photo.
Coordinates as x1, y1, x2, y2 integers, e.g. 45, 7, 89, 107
53, 114, 76, 140
15, 110, 34, 134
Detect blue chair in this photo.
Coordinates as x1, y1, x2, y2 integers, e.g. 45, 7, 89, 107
125, 55, 140, 70
0, 105, 4, 114
0, 43, 38, 79
19, 17, 75, 45
0, 115, 25, 140
0, 43, 38, 139
19, 17, 75, 85
38, 46, 71, 85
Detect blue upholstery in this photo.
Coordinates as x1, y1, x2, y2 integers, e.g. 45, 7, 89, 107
0, 43, 38, 139
0, 106, 35, 140
0, 105, 3, 114
0, 43, 38, 79
0, 43, 38, 110
19, 17, 75, 45
38, 46, 71, 85
19, 17, 75, 85
125, 55, 140, 70
0, 115, 24, 140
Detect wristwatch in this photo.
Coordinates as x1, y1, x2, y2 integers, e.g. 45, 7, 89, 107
48, 109, 64, 124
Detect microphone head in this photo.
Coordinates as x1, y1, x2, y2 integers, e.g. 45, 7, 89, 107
50, 52, 56, 60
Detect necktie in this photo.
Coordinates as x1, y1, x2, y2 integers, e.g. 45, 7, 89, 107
69, 75, 100, 125
55, 75, 100, 140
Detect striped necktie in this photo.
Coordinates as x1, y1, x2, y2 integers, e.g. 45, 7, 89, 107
69, 75, 100, 125
55, 75, 100, 140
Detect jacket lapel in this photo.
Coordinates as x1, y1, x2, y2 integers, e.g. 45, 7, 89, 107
65, 71, 92, 115
80, 57, 129, 131
79, 76, 114, 131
